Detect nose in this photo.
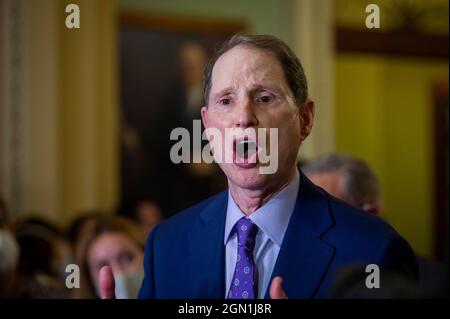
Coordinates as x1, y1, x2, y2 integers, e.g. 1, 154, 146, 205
234, 97, 258, 128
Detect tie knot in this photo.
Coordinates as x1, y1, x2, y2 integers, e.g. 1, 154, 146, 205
235, 218, 258, 249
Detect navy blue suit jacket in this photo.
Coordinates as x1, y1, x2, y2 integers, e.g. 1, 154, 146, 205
139, 172, 418, 299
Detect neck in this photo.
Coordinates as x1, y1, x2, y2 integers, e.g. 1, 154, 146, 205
229, 167, 297, 216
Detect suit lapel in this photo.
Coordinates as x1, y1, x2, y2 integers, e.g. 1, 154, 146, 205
265, 172, 336, 299
187, 191, 227, 298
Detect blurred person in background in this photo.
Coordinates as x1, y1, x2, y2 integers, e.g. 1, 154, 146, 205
132, 198, 163, 239
0, 196, 20, 298
67, 211, 103, 266
14, 217, 73, 298
0, 227, 20, 298
67, 211, 104, 298
303, 153, 448, 298
303, 153, 381, 216
325, 265, 421, 299
82, 216, 145, 299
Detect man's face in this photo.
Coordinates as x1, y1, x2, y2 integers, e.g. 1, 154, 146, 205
308, 171, 348, 201
308, 171, 381, 216
87, 232, 143, 285
201, 45, 314, 191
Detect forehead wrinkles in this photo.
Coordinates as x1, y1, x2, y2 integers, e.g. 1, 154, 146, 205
211, 46, 287, 94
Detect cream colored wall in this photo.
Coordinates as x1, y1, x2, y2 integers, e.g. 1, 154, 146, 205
292, 0, 335, 159
8, 0, 119, 226
336, 54, 448, 257
23, 0, 61, 223
59, 0, 119, 226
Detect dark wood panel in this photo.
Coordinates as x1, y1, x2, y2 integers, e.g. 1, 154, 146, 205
120, 10, 247, 36
337, 28, 449, 59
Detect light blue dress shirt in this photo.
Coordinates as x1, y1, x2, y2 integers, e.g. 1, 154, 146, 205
224, 170, 300, 298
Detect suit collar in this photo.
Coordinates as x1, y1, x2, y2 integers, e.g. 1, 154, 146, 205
187, 191, 228, 298
264, 171, 336, 298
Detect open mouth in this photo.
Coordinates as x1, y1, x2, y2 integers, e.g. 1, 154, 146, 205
233, 137, 258, 167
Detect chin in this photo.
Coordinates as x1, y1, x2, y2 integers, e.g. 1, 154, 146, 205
224, 164, 270, 190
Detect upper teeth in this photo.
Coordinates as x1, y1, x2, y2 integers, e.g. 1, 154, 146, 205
236, 140, 257, 157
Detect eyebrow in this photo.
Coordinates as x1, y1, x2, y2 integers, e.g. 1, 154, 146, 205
211, 84, 283, 101
249, 84, 282, 95
211, 87, 234, 102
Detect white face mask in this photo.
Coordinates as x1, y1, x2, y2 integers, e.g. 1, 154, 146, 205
95, 267, 145, 299
0, 229, 19, 272
114, 267, 145, 299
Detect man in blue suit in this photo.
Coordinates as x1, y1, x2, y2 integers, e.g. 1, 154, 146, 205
100, 34, 418, 299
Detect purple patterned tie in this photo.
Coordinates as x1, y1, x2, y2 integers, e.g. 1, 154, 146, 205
228, 217, 259, 299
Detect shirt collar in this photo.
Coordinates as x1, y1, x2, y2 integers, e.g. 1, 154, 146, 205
224, 170, 300, 246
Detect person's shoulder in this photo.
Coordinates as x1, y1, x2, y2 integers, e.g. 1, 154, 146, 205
326, 194, 399, 245
154, 190, 228, 236
324, 194, 419, 279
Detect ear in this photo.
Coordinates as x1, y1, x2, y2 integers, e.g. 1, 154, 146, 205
361, 202, 381, 217
299, 99, 315, 141
201, 106, 214, 144
201, 106, 208, 129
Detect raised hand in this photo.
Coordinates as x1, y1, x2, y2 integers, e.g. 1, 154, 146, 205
99, 266, 116, 299
269, 276, 288, 299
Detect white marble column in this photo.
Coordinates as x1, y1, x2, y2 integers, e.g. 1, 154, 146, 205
292, 0, 335, 161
